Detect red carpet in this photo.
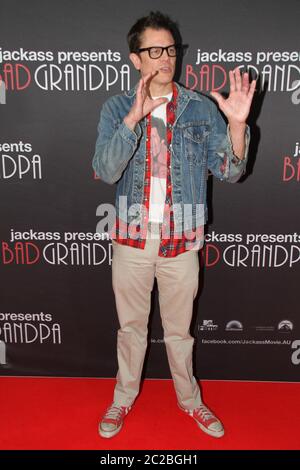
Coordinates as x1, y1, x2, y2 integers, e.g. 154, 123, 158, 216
0, 377, 299, 450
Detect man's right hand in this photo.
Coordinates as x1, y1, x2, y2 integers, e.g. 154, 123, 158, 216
123, 71, 169, 131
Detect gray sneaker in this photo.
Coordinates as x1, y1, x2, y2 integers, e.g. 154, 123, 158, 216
98, 402, 131, 438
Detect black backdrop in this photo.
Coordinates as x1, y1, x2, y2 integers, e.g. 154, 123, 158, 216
1, 0, 300, 381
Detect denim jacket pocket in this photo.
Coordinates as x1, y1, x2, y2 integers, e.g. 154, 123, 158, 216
183, 124, 209, 166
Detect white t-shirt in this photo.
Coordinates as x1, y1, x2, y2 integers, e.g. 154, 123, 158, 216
148, 92, 173, 222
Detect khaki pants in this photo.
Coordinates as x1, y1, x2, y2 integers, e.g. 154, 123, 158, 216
111, 225, 202, 410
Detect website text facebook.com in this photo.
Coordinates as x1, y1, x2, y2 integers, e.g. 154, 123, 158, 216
201, 339, 292, 345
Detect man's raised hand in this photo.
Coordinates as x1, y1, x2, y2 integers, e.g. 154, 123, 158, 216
124, 71, 169, 130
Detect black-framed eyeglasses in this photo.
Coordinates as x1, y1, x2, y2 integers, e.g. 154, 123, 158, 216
137, 43, 182, 59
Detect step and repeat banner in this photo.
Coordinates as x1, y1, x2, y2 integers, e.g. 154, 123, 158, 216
0, 0, 299, 381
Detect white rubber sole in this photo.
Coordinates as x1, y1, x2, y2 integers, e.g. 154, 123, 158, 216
193, 417, 225, 438
178, 402, 225, 438
98, 422, 123, 439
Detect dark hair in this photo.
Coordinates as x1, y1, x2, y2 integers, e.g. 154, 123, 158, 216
127, 10, 180, 53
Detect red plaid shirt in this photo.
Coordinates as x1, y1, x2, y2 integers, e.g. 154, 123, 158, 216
110, 80, 204, 257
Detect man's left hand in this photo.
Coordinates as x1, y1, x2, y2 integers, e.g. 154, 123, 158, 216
210, 67, 256, 124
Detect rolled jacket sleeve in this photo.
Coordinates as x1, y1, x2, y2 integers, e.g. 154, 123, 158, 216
92, 97, 142, 184
207, 99, 250, 183
223, 123, 250, 182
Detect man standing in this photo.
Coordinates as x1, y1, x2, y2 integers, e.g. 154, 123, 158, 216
92, 11, 256, 439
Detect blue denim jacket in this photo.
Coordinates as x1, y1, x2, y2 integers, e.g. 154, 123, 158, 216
92, 81, 250, 232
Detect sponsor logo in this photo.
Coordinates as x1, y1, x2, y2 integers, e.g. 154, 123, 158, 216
225, 320, 243, 331
254, 325, 275, 332
199, 320, 218, 331
278, 320, 293, 332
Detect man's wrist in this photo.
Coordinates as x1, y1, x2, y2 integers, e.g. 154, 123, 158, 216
228, 120, 247, 132
124, 114, 139, 132
227, 121, 247, 160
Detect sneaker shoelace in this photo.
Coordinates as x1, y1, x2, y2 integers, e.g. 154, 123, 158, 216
195, 405, 215, 422
104, 404, 125, 422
